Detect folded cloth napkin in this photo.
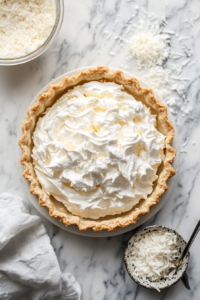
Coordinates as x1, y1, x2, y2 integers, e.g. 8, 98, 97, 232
0, 193, 81, 300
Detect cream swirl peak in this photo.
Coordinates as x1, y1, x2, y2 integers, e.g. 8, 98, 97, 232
32, 81, 165, 219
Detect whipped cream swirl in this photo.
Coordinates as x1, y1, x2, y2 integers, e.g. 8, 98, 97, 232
32, 81, 165, 219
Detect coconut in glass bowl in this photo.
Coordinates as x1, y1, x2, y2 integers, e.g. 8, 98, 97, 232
0, 0, 64, 66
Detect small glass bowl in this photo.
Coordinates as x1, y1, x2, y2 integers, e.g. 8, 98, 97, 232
124, 225, 190, 291
0, 0, 64, 66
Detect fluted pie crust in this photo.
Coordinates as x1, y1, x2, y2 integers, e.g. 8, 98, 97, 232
19, 66, 176, 231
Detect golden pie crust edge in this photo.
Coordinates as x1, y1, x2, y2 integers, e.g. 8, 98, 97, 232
19, 66, 176, 232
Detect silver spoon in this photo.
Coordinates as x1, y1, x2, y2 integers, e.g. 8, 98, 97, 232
175, 220, 200, 290
174, 219, 200, 267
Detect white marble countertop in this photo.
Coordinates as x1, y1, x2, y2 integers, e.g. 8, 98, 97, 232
1, 0, 200, 299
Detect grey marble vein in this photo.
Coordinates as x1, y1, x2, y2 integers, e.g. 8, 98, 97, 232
0, 0, 200, 299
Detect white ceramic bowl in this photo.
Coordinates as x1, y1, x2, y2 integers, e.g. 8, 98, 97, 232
0, 0, 64, 66
124, 225, 190, 291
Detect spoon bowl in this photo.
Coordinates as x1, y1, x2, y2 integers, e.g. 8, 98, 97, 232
124, 225, 190, 291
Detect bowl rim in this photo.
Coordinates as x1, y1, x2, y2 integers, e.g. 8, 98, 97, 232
0, 0, 64, 66
124, 225, 190, 291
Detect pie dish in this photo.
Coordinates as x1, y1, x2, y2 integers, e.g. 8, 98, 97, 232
19, 66, 176, 231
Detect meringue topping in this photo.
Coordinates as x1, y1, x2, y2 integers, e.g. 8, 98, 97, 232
32, 81, 165, 219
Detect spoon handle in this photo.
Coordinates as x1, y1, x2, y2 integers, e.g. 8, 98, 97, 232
179, 220, 200, 263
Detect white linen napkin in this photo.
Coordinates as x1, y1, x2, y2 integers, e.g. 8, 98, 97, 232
0, 193, 81, 300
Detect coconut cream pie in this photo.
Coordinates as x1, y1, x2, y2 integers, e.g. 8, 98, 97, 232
19, 67, 176, 231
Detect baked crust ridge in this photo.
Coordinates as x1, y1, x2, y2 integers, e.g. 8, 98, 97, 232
19, 66, 176, 231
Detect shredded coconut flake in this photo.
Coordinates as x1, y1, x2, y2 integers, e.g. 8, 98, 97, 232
0, 0, 56, 58
163, 29, 176, 35
178, 36, 189, 42
130, 231, 179, 284
140, 66, 171, 101
118, 18, 195, 116
125, 20, 170, 68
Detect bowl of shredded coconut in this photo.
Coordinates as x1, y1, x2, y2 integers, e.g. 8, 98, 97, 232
0, 0, 64, 65
124, 225, 190, 291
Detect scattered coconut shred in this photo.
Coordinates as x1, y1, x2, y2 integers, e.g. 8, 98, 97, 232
130, 231, 179, 291
121, 20, 187, 115
125, 21, 170, 68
